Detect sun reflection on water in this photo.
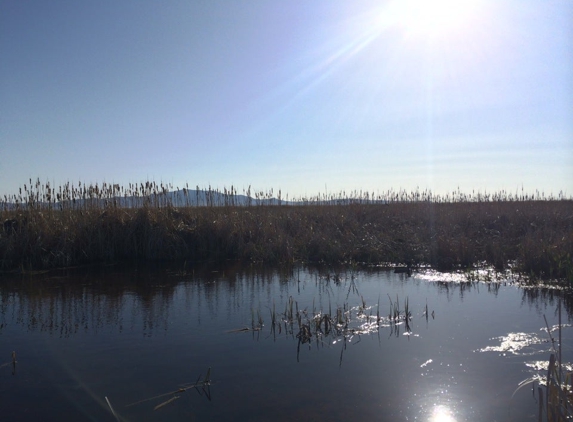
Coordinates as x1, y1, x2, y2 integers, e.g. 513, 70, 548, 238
429, 405, 457, 422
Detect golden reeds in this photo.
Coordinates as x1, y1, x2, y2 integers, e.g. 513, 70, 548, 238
1, 180, 571, 285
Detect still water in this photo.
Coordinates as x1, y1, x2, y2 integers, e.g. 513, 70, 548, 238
0, 264, 571, 421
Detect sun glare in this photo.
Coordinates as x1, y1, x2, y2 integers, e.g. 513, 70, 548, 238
388, 0, 481, 38
429, 405, 458, 422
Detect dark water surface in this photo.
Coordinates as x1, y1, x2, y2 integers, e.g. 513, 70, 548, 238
0, 264, 571, 422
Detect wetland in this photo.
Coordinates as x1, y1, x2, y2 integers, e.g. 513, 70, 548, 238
1, 263, 571, 421
1, 182, 572, 420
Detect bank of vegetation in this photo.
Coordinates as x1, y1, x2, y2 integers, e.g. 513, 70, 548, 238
1, 180, 572, 285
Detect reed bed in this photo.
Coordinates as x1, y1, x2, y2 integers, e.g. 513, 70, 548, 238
1, 180, 572, 285
254, 289, 418, 363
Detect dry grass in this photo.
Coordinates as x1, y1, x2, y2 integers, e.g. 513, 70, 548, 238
1, 180, 572, 284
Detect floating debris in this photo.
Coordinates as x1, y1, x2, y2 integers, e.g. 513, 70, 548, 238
105, 396, 120, 422
153, 396, 180, 411
125, 367, 212, 411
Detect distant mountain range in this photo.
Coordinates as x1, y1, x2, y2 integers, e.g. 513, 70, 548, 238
1, 189, 387, 210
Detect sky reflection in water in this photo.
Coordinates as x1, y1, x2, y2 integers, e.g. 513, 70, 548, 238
0, 264, 571, 421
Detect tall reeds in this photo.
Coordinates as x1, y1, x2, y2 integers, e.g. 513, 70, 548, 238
539, 301, 573, 422
1, 180, 571, 284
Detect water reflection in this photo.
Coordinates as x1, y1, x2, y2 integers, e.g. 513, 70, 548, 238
429, 404, 457, 422
424, 278, 501, 305
521, 286, 573, 320
1, 264, 571, 352
0, 263, 572, 421
479, 332, 550, 356
0, 271, 176, 338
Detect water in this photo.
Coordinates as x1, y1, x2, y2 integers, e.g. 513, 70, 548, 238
0, 264, 571, 421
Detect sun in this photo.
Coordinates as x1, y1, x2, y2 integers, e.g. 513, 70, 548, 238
387, 0, 482, 39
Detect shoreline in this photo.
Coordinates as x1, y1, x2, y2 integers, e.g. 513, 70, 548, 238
2, 200, 572, 285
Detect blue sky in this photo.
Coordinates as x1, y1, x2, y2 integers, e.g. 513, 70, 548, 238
1, 0, 572, 198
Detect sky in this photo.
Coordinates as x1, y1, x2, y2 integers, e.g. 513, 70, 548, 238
1, 0, 572, 199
